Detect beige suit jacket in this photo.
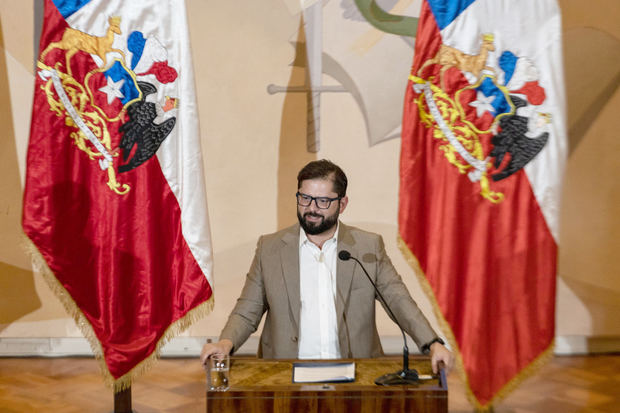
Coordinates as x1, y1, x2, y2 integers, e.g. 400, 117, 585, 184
219, 222, 438, 358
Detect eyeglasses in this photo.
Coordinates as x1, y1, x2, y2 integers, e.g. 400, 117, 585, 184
296, 192, 341, 209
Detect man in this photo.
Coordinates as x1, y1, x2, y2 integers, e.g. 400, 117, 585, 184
201, 160, 453, 373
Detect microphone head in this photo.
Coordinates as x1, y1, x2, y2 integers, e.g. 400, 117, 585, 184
338, 250, 351, 261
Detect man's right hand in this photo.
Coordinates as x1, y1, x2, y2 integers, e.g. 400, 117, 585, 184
200, 339, 233, 366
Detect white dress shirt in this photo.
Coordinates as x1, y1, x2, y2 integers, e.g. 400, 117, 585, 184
298, 226, 341, 359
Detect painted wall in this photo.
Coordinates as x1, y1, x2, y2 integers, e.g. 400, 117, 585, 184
0, 0, 618, 351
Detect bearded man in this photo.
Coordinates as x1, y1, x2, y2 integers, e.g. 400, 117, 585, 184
200, 159, 453, 373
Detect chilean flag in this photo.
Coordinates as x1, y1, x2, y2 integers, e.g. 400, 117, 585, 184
399, 0, 566, 408
22, 0, 213, 390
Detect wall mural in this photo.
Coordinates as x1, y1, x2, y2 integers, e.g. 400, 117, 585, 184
268, 0, 420, 152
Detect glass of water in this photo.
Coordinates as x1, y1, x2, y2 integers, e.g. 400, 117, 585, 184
207, 353, 230, 391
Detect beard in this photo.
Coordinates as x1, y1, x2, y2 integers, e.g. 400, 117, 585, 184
297, 209, 339, 235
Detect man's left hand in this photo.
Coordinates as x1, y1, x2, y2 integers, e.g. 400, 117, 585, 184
429, 342, 454, 374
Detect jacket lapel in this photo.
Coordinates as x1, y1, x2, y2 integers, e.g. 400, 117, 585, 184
280, 224, 301, 332
336, 223, 357, 355
336, 223, 357, 309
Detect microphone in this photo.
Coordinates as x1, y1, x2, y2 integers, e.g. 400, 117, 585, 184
338, 250, 419, 385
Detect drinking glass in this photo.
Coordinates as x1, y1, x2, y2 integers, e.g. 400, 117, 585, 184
206, 353, 229, 391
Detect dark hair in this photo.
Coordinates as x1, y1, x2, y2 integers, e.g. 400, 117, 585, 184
297, 159, 348, 197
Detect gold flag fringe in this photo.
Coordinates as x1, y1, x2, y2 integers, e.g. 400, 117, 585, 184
397, 235, 555, 411
22, 235, 214, 393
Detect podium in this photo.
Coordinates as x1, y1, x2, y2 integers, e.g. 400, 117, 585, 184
206, 356, 447, 413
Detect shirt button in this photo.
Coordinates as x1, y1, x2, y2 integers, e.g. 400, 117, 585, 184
291, 336, 298, 342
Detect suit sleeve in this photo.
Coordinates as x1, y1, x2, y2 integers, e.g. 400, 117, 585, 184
219, 236, 268, 353
373, 235, 439, 350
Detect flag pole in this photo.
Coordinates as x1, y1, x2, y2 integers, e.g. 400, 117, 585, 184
114, 386, 132, 413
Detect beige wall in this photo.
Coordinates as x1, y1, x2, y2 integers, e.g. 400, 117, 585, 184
0, 0, 618, 348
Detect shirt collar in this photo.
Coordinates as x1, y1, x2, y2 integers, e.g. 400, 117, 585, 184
299, 222, 340, 248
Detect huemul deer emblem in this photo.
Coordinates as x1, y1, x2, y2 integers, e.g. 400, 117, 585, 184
418, 33, 495, 89
41, 16, 125, 75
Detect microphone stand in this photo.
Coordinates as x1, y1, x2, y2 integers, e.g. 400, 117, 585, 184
339, 251, 419, 385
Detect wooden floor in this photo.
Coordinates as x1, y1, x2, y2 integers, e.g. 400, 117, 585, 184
0, 355, 618, 412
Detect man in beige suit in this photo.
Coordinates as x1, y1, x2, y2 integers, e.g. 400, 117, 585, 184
201, 160, 453, 373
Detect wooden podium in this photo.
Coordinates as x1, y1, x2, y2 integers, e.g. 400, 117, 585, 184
206, 356, 447, 413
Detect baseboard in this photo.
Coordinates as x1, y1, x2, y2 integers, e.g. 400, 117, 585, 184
0, 335, 618, 357
553, 335, 620, 355
0, 336, 258, 357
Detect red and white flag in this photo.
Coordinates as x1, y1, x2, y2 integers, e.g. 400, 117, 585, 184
399, 0, 566, 408
22, 0, 213, 390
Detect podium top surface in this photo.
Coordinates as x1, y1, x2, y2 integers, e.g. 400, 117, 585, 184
208, 356, 447, 393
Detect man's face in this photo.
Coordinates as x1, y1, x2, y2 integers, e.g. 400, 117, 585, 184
296, 178, 348, 235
